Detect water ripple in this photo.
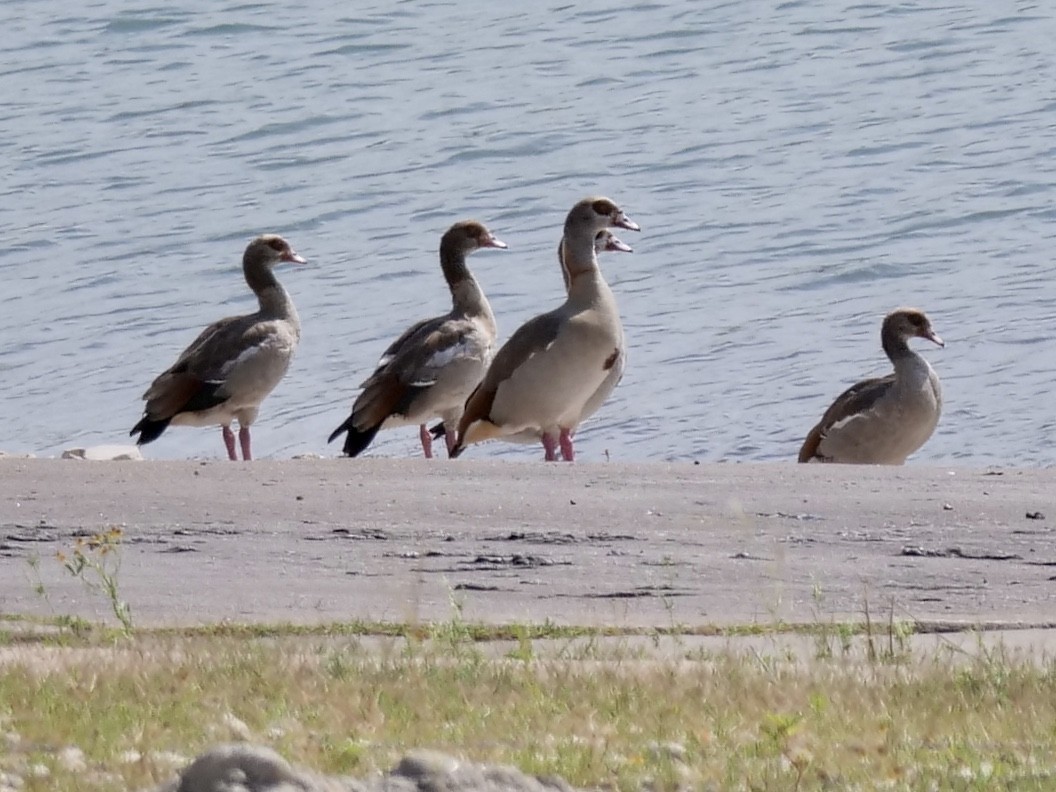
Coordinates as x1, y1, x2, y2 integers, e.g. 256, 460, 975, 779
1, 0, 1054, 465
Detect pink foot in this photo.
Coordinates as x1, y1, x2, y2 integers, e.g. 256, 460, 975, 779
541, 433, 559, 462
444, 426, 457, 458
559, 428, 575, 462
419, 424, 434, 459
239, 426, 252, 461
222, 426, 238, 461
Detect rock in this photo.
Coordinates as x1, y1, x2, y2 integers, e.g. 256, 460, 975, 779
26, 764, 49, 779
163, 744, 350, 792
392, 749, 461, 780
62, 445, 143, 461
0, 769, 25, 792
157, 744, 588, 792
57, 746, 87, 772
219, 713, 253, 742
388, 749, 577, 789
150, 751, 190, 770
645, 740, 687, 762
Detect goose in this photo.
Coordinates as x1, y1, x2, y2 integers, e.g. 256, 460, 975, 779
130, 234, 305, 460
452, 197, 639, 461
327, 220, 506, 458
798, 307, 944, 464
428, 228, 632, 447
557, 228, 633, 287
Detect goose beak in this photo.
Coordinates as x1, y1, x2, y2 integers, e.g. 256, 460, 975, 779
483, 235, 508, 250
614, 212, 641, 232
923, 329, 944, 348
606, 236, 633, 253
283, 250, 307, 265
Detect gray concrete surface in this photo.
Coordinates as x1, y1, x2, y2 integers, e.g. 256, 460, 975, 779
0, 458, 1053, 631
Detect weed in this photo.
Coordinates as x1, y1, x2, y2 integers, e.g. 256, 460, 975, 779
56, 527, 133, 634
24, 553, 51, 611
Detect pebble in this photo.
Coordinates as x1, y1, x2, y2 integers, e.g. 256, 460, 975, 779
56, 746, 87, 772
26, 764, 49, 779
219, 713, 253, 742
645, 740, 688, 762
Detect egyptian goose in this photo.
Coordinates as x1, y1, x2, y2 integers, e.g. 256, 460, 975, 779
130, 234, 305, 460
428, 228, 632, 446
557, 228, 633, 289
452, 197, 640, 462
798, 307, 944, 464
327, 220, 507, 458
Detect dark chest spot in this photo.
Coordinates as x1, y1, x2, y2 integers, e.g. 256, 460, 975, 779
603, 347, 621, 371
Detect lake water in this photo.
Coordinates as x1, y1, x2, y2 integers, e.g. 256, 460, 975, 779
3, 0, 1055, 465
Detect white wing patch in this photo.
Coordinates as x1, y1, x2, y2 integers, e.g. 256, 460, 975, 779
220, 345, 263, 377
423, 339, 472, 371
826, 411, 869, 434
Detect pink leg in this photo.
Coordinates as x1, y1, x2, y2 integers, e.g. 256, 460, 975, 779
541, 432, 559, 462
559, 427, 575, 462
419, 424, 434, 459
221, 426, 238, 461
239, 426, 252, 461
444, 427, 457, 458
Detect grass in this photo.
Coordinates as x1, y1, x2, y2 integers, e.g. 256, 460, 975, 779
54, 527, 134, 634
1, 621, 1055, 791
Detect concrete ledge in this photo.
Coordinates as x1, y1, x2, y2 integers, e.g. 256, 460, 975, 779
0, 458, 1052, 630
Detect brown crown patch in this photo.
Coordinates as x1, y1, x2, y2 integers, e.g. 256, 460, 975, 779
591, 198, 618, 216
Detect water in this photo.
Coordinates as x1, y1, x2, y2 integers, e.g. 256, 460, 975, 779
3, 0, 1055, 465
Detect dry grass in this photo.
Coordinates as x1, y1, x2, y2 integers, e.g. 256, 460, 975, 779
1, 621, 1055, 791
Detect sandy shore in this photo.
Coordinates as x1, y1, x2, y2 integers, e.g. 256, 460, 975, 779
0, 458, 1053, 632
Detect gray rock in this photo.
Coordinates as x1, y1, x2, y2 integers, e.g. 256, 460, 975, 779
162, 744, 347, 792
391, 750, 461, 781
0, 768, 25, 792
156, 744, 588, 792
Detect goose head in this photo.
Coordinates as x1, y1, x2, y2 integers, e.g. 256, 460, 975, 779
441, 220, 508, 258
245, 234, 306, 268
884, 308, 944, 348
564, 196, 640, 242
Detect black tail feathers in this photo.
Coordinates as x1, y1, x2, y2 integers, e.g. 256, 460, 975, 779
328, 417, 381, 458
130, 415, 171, 446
